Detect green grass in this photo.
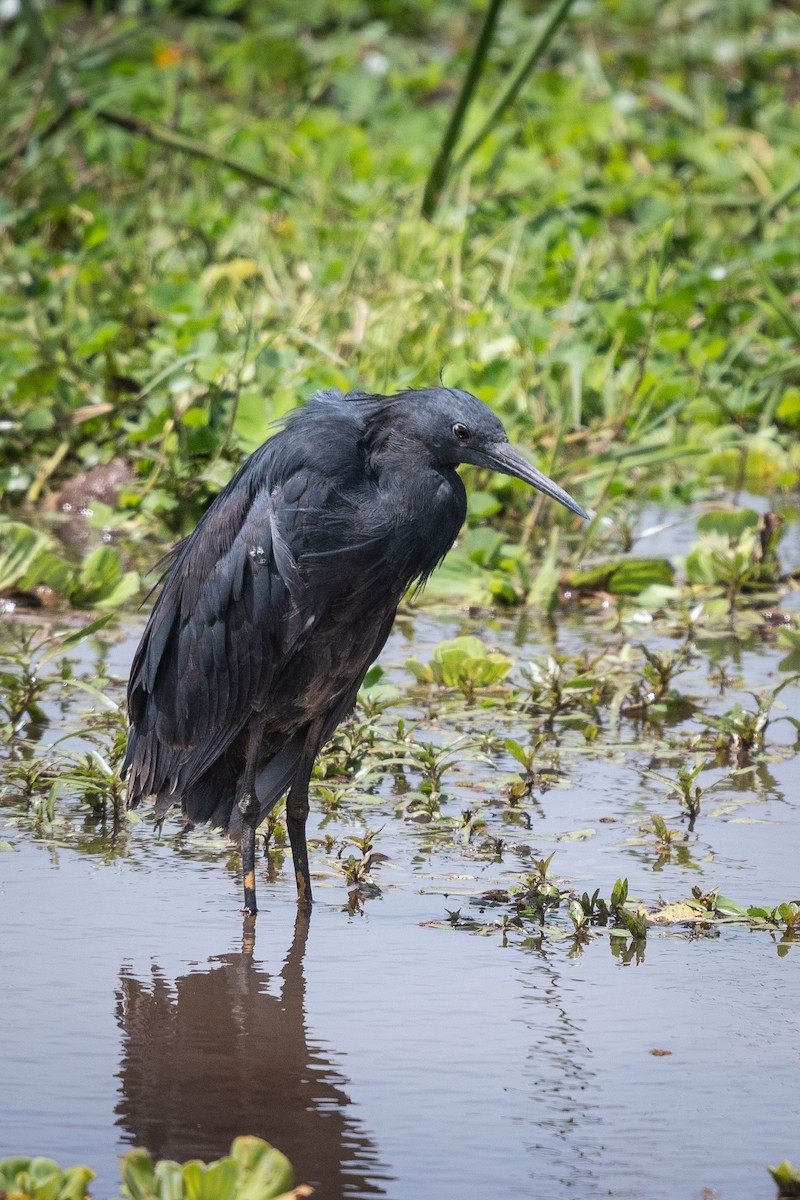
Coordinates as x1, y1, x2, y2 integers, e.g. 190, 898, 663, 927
0, 0, 799, 587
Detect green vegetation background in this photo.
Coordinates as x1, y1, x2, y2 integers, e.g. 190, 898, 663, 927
1, 0, 799, 607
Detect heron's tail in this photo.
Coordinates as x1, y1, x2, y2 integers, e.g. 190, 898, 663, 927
129, 727, 312, 845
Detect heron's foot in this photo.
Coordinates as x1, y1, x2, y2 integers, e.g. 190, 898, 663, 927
295, 868, 313, 909
242, 867, 258, 916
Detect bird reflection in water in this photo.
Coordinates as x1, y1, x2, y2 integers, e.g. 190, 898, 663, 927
114, 914, 389, 1198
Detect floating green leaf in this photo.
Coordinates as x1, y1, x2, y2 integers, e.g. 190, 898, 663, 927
407, 636, 514, 699
696, 509, 760, 540
563, 558, 674, 596
0, 1156, 94, 1200
769, 1160, 800, 1198
114, 1138, 299, 1200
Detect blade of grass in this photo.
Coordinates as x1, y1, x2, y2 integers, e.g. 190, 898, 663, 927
421, 0, 506, 219
94, 108, 300, 199
18, 0, 70, 109
452, 0, 578, 174
755, 265, 800, 342
747, 170, 800, 236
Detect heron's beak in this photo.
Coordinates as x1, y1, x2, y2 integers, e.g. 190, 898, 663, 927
479, 442, 589, 520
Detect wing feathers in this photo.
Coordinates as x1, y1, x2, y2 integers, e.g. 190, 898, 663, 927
124, 401, 430, 833
125, 475, 308, 813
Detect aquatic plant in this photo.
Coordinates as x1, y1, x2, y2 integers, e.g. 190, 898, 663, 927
117, 1136, 309, 1200
0, 521, 139, 611
769, 1160, 800, 1199
336, 827, 387, 892
684, 509, 783, 611
0, 1155, 94, 1200
0, 1139, 309, 1200
642, 759, 710, 827
696, 676, 800, 761
406, 636, 514, 702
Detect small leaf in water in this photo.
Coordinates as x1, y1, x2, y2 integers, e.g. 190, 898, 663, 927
38, 615, 116, 664
182, 1156, 239, 1200
408, 636, 513, 697
556, 828, 596, 842
405, 658, 434, 684
715, 895, 749, 917
697, 508, 760, 540
608, 559, 675, 595
768, 1160, 800, 1198
504, 738, 528, 766
118, 1147, 162, 1200
230, 1135, 295, 1200
563, 558, 674, 596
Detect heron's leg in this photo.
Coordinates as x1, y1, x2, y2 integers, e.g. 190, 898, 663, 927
240, 812, 259, 917
286, 719, 324, 908
238, 721, 265, 916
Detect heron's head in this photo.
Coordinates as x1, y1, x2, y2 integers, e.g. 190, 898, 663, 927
395, 387, 588, 521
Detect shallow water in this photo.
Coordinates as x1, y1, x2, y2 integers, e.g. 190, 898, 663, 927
1, 610, 798, 1199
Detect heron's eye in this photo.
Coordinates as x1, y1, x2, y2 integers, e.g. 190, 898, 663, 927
452, 423, 470, 441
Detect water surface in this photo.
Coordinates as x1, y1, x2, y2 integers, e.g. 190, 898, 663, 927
1, 612, 798, 1199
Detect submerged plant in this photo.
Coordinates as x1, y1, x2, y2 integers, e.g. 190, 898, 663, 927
388, 731, 492, 816
622, 639, 695, 718
697, 676, 800, 761
503, 735, 551, 803
0, 617, 130, 836
336, 827, 386, 891
518, 651, 608, 720
684, 509, 783, 611
0, 627, 50, 740
643, 758, 711, 828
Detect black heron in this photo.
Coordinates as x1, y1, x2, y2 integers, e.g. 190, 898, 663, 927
123, 387, 587, 913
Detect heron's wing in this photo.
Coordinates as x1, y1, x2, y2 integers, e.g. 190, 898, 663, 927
124, 480, 313, 804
